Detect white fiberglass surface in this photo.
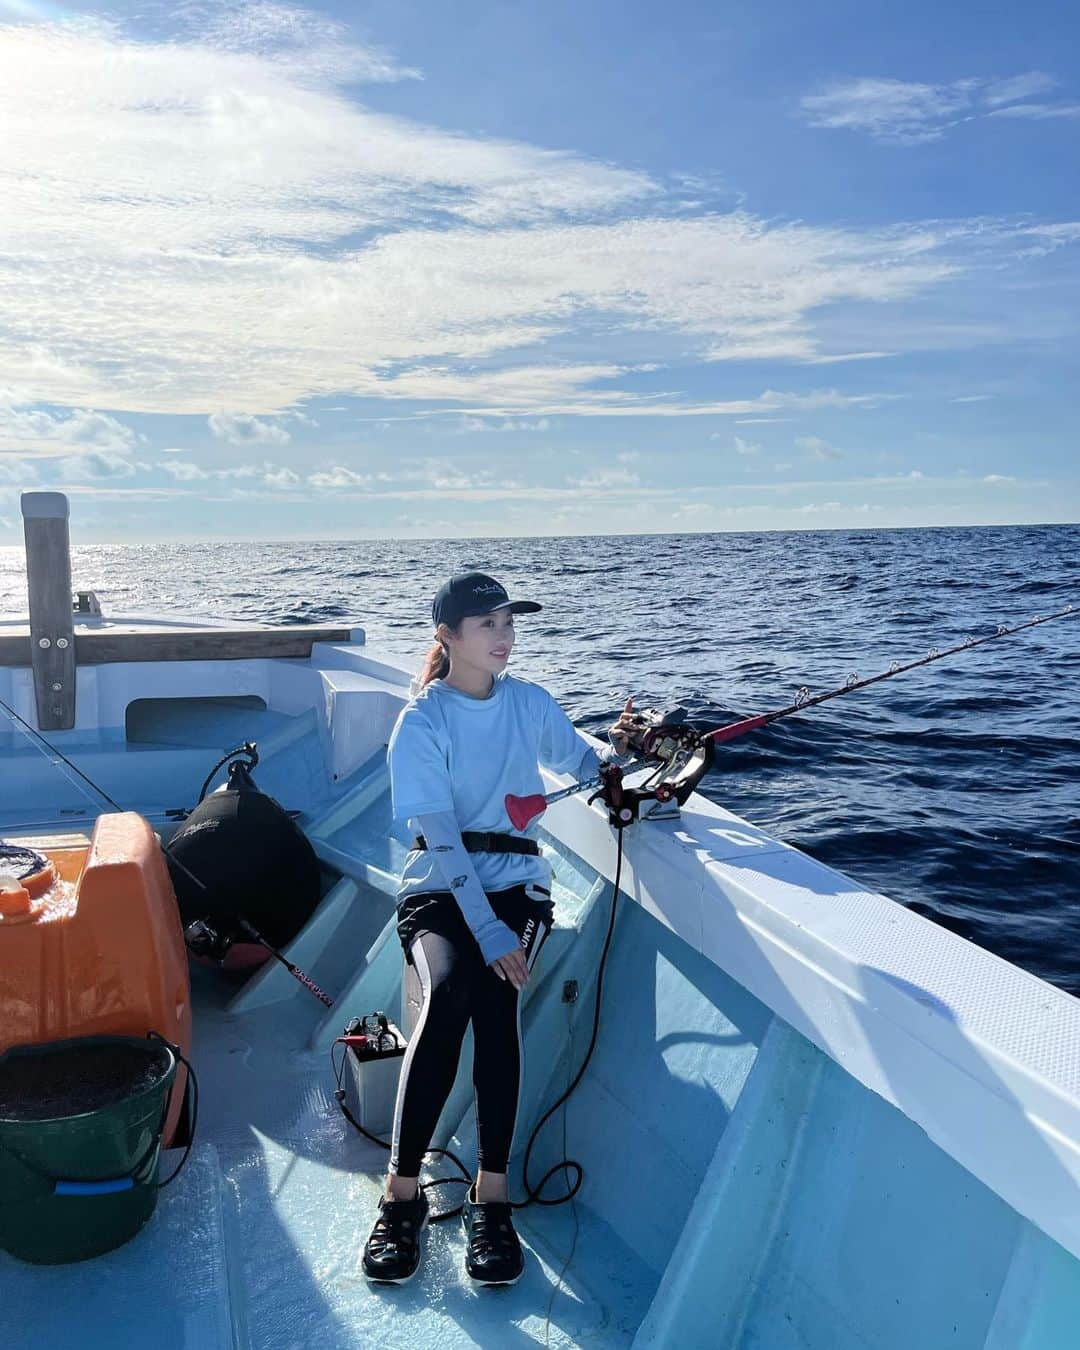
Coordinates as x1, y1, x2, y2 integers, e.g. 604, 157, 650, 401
0, 704, 332, 833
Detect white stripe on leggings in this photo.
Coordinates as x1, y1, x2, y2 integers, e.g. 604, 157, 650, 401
503, 919, 549, 1170
389, 941, 434, 1175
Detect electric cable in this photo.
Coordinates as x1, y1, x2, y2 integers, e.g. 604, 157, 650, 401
543, 994, 581, 1349
515, 827, 625, 1209
197, 742, 259, 804
331, 1036, 475, 1217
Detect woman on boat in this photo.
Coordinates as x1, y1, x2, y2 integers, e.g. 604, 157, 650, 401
362, 570, 637, 1287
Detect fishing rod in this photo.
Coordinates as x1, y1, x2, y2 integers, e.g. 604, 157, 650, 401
0, 691, 127, 817
702, 603, 1077, 746
506, 602, 1077, 831
182, 915, 336, 1008
0, 688, 218, 904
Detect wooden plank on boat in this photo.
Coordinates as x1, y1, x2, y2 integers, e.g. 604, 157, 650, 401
0, 625, 355, 667
21, 492, 76, 731
6, 831, 93, 851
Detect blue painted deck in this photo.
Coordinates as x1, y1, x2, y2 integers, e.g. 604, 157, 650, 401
3, 690, 1080, 1348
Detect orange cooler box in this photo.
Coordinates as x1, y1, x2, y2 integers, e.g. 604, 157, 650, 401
0, 813, 192, 1145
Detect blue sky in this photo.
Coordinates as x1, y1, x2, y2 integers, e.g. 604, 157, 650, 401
0, 0, 1077, 540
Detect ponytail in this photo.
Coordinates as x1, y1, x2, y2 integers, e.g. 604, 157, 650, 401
416, 622, 456, 689
417, 641, 449, 689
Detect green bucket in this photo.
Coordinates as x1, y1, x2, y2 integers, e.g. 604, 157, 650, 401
0, 1034, 177, 1264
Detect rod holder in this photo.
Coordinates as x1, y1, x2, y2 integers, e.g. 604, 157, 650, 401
21, 491, 76, 731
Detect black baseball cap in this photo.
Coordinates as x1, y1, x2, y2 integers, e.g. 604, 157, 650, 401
432, 571, 543, 628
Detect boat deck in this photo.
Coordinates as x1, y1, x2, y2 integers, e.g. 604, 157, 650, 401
2, 875, 663, 1350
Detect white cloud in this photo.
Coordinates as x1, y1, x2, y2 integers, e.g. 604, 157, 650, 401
57, 409, 137, 450
501, 418, 550, 432
429, 468, 497, 490
987, 103, 1080, 121
263, 464, 300, 489
208, 413, 291, 445
308, 458, 501, 493
802, 350, 894, 364
983, 473, 1016, 484
308, 466, 373, 490
0, 401, 137, 455
1014, 222, 1080, 258
0, 19, 650, 252
159, 457, 294, 486
801, 72, 1075, 143
981, 72, 1058, 106
453, 414, 551, 432
801, 77, 977, 143
0, 456, 37, 485
1, 174, 984, 415
733, 435, 761, 455
497, 387, 899, 419
0, 17, 656, 412
796, 435, 843, 461
37, 484, 182, 501
179, 1, 420, 84
1, 18, 1077, 427
59, 451, 142, 481
160, 460, 211, 481
565, 468, 641, 489
373, 382, 895, 419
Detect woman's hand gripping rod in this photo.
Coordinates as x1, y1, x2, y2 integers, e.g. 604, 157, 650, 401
506, 706, 714, 831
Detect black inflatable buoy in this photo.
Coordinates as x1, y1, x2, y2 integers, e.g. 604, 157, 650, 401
166, 744, 320, 968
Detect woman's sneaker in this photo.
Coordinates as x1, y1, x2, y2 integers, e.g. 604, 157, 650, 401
361, 1187, 430, 1284
462, 1184, 525, 1286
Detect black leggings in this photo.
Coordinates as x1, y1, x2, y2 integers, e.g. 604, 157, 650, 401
389, 887, 552, 1177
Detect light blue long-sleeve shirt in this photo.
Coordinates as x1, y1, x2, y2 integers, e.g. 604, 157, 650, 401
388, 671, 628, 957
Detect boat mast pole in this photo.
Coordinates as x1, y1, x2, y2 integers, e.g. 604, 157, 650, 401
21, 491, 76, 731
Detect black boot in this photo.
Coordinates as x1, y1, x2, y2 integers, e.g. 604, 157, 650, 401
462, 1184, 525, 1286
362, 1187, 430, 1284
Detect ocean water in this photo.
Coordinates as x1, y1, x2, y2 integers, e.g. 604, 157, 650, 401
2, 524, 1078, 994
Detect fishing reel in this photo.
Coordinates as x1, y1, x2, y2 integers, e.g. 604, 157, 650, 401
591, 705, 715, 828
183, 917, 234, 962
182, 914, 265, 965
624, 705, 698, 761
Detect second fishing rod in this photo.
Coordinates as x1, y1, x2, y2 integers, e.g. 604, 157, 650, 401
506, 603, 1077, 831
